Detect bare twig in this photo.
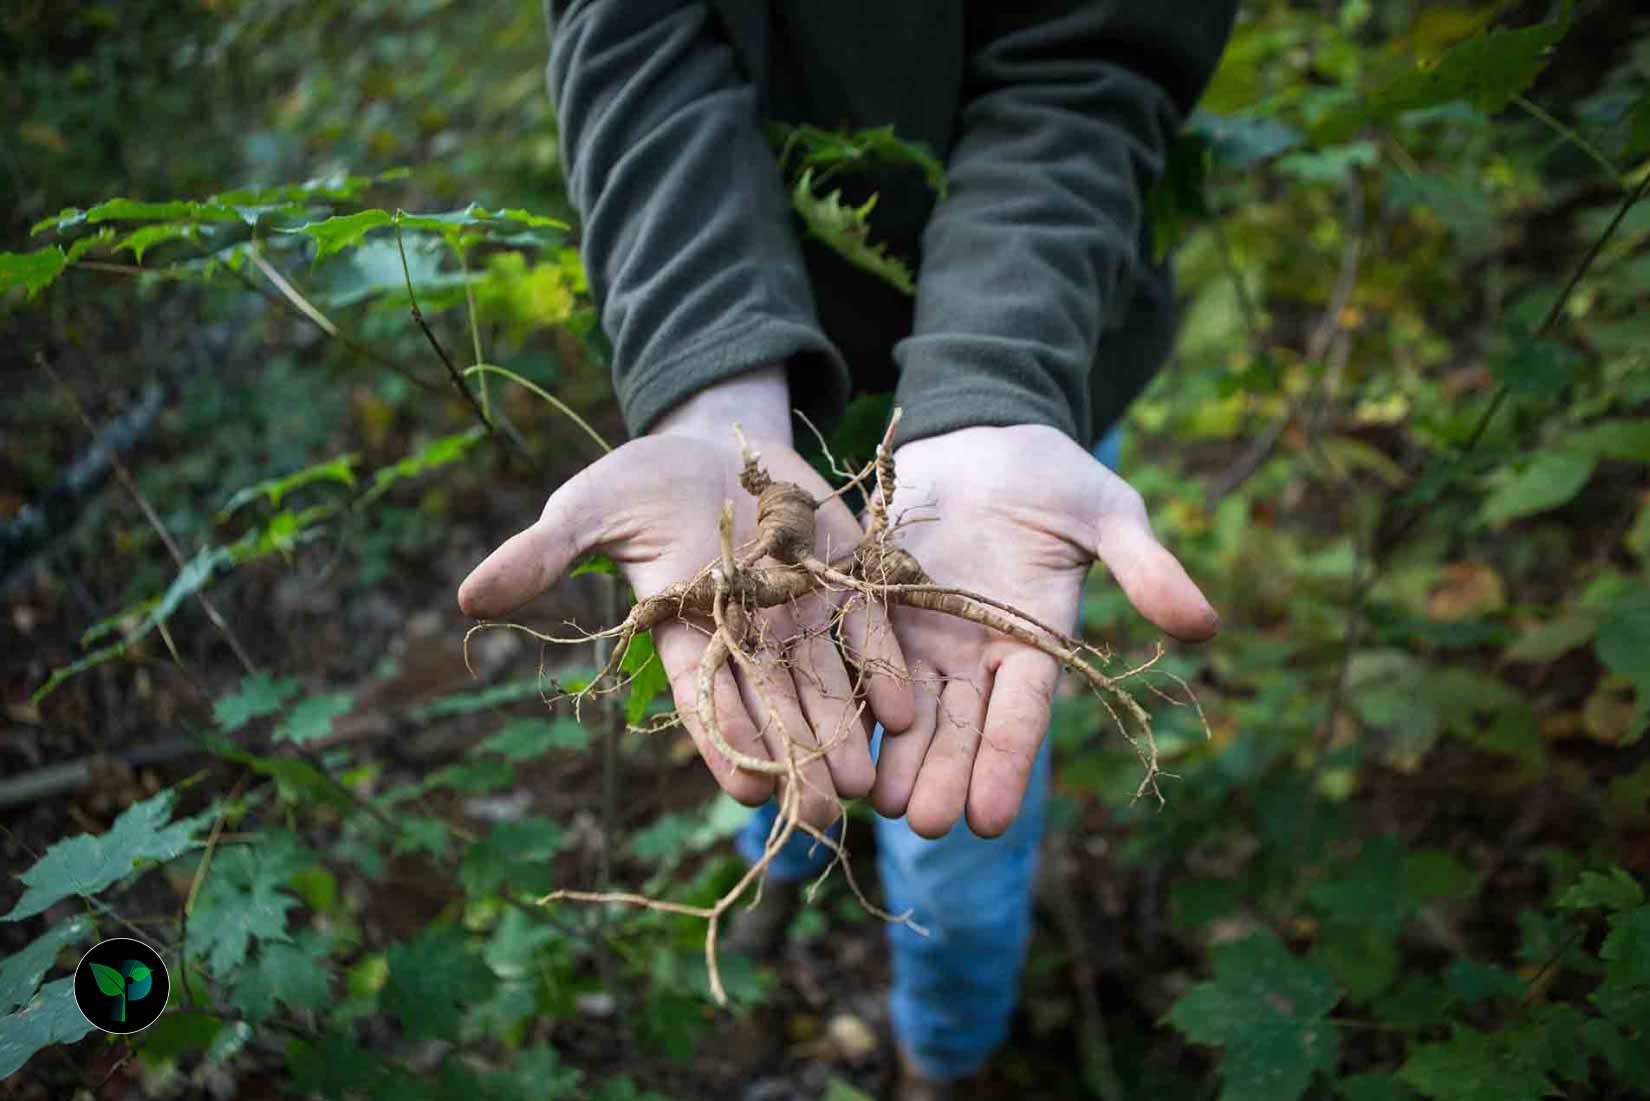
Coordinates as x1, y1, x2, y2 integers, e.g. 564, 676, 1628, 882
39, 356, 257, 675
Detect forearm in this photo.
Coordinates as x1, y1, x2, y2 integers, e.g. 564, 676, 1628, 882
548, 0, 847, 438
893, 0, 1237, 448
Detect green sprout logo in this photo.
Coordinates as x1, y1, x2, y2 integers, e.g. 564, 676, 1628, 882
87, 959, 153, 1024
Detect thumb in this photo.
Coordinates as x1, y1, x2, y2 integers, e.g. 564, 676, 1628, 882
458, 468, 603, 619
1088, 481, 1220, 643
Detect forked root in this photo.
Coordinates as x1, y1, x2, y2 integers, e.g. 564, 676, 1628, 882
500, 408, 1203, 1003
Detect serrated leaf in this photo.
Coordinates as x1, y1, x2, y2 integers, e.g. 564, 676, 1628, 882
188, 833, 314, 975
85, 198, 240, 224
219, 455, 358, 518
381, 924, 497, 1042
214, 673, 302, 732
1558, 866, 1645, 912
1399, 1025, 1555, 1101
273, 692, 355, 744
0, 247, 68, 298
790, 169, 914, 295
0, 915, 94, 1014
477, 718, 590, 761
359, 427, 485, 506
1166, 929, 1342, 1101
291, 210, 393, 260
0, 977, 96, 1079
1600, 906, 1650, 986
1319, 17, 1569, 142
460, 817, 564, 898
4, 791, 206, 921
772, 122, 948, 197
285, 1034, 385, 1099
391, 816, 453, 860
230, 930, 333, 1021
1479, 450, 1596, 526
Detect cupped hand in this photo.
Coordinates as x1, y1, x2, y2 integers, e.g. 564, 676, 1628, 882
867, 424, 1219, 839
458, 414, 914, 827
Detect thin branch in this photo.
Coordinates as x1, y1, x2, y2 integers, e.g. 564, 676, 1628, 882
39, 356, 257, 675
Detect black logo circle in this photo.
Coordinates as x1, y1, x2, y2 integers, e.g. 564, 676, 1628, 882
73, 937, 169, 1034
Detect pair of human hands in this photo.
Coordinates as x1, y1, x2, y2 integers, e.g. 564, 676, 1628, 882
457, 371, 1218, 840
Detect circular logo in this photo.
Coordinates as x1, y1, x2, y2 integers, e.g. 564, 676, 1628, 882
72, 937, 169, 1034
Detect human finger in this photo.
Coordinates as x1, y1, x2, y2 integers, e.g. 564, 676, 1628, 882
966, 649, 1057, 838
904, 674, 989, 839
869, 659, 939, 818
654, 620, 775, 806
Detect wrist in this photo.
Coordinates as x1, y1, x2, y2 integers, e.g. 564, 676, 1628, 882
651, 364, 793, 447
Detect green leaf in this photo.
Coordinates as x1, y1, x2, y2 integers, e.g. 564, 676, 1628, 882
89, 961, 125, 997
460, 817, 565, 898
1339, 1074, 1418, 1101
292, 209, 393, 260
391, 817, 453, 860
0, 247, 68, 298
1318, 17, 1569, 142
0, 977, 96, 1079
1276, 141, 1378, 183
0, 915, 94, 1014
273, 692, 355, 744
1189, 110, 1303, 168
477, 718, 590, 761
569, 553, 621, 578
771, 122, 948, 196
1441, 958, 1521, 1005
1570, 418, 1650, 463
1491, 338, 1581, 398
1479, 450, 1596, 526
789, 169, 915, 295
1558, 866, 1645, 912
1399, 1026, 1555, 1101
189, 833, 314, 975
214, 673, 301, 732
620, 631, 669, 726
1599, 906, 1650, 987
381, 924, 497, 1042
359, 427, 485, 506
1504, 613, 1599, 663
219, 455, 359, 518
137, 1012, 227, 1068
84, 198, 240, 224
1595, 584, 1650, 732
1165, 929, 1342, 1101
4, 790, 207, 921
230, 930, 333, 1021
126, 965, 151, 984
285, 1034, 385, 1099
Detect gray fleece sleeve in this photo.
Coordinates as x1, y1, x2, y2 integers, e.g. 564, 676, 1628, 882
546, 0, 850, 436
892, 0, 1238, 448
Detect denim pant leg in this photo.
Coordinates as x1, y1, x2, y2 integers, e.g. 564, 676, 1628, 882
732, 426, 1125, 1076
874, 738, 1053, 1079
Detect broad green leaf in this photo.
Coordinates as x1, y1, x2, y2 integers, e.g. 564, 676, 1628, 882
89, 961, 125, 997
0, 247, 68, 298
1276, 141, 1378, 183
1166, 929, 1342, 1101
1441, 958, 1521, 1005
188, 833, 314, 975
0, 977, 96, 1079
219, 455, 359, 518
1318, 17, 1569, 141
1491, 338, 1581, 398
126, 965, 151, 984
285, 1034, 385, 1098
230, 930, 333, 1020
1505, 613, 1599, 663
136, 1012, 227, 1067
1399, 1025, 1555, 1101
4, 790, 207, 921
477, 717, 590, 761
291, 209, 392, 260
85, 198, 240, 224
627, 794, 747, 871
391, 817, 453, 860
790, 169, 914, 295
214, 673, 302, 732
273, 693, 355, 744
0, 915, 94, 1014
483, 907, 560, 980
1401, 849, 1479, 904
1479, 450, 1596, 526
569, 553, 621, 578
1558, 866, 1645, 912
460, 817, 565, 898
620, 630, 669, 726
381, 924, 497, 1042
1570, 418, 1650, 463
1595, 584, 1650, 732
1599, 906, 1650, 986
115, 222, 199, 263
359, 427, 485, 506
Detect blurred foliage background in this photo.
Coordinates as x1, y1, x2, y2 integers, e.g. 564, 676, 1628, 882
2, 1, 1649, 1099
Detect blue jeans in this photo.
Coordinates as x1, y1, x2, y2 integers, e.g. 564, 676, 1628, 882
735, 427, 1122, 1080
